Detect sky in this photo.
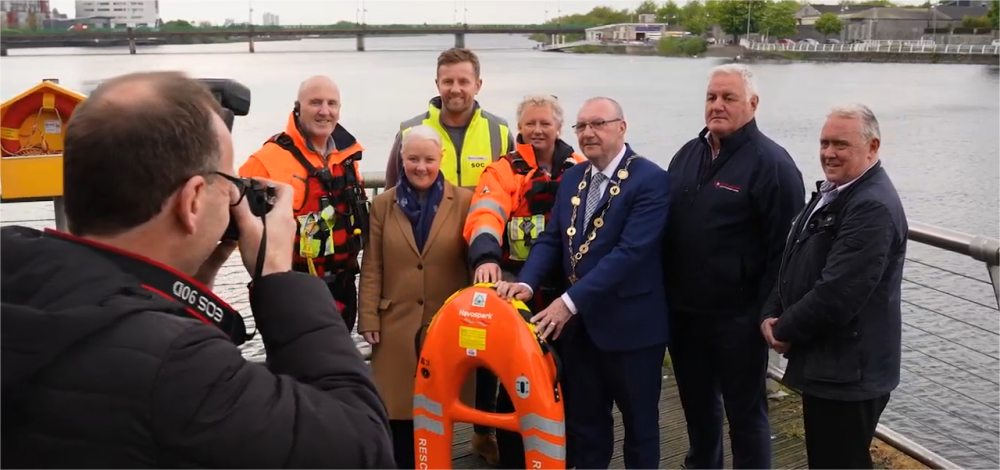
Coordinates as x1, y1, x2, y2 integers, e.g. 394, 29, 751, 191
49, 0, 933, 26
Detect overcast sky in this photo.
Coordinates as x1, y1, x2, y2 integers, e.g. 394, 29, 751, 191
50, 0, 931, 26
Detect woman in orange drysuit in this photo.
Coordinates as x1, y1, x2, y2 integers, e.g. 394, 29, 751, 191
462, 94, 586, 469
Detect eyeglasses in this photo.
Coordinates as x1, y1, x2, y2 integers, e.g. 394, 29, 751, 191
213, 171, 249, 206
572, 118, 622, 132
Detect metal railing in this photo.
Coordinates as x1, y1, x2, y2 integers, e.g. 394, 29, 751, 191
3, 172, 997, 469
749, 41, 1000, 55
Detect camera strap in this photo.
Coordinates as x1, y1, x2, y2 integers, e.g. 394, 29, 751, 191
43, 229, 251, 346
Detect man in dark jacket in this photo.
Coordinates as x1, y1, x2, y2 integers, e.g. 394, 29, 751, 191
663, 64, 805, 469
761, 103, 906, 469
0, 71, 395, 469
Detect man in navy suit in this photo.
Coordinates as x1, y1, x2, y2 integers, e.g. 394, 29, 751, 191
496, 97, 671, 470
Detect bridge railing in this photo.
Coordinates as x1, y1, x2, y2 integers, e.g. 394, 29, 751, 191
3, 171, 997, 469
0, 23, 600, 36
749, 41, 1000, 55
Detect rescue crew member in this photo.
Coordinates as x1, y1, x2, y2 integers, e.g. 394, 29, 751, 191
663, 64, 805, 470
240, 75, 369, 332
463, 94, 585, 469
383, 47, 513, 462
358, 125, 475, 469
384, 47, 514, 191
497, 97, 672, 470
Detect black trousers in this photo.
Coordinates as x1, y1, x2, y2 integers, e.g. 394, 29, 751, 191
326, 274, 358, 333
390, 419, 415, 469
802, 393, 891, 469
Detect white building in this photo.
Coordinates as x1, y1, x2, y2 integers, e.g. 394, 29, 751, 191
75, 0, 158, 28
261, 11, 278, 26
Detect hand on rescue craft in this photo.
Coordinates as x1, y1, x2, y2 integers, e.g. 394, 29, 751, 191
494, 280, 532, 301
530, 298, 572, 341
231, 178, 296, 276
760, 318, 788, 354
474, 262, 502, 283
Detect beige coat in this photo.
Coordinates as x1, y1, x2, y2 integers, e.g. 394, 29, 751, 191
358, 181, 475, 420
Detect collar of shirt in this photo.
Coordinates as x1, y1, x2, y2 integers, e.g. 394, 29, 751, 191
703, 133, 721, 160
819, 159, 879, 197
305, 135, 337, 160
593, 144, 627, 181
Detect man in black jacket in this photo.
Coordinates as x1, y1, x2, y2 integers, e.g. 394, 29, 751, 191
761, 104, 907, 469
1, 71, 395, 469
663, 64, 805, 469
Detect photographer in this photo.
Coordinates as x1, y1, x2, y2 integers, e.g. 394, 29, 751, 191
0, 71, 395, 468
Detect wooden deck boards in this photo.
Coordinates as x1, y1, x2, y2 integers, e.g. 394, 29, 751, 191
449, 373, 809, 469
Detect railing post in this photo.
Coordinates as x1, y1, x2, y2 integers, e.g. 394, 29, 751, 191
988, 262, 1000, 309
53, 196, 67, 232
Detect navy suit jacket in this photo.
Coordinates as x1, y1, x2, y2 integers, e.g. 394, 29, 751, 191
518, 144, 671, 352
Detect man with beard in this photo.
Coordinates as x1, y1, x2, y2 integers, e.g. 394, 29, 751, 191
383, 47, 515, 465
240, 75, 369, 334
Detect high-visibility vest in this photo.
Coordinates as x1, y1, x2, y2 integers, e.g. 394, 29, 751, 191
400, 99, 511, 189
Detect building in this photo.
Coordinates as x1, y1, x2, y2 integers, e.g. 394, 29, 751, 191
262, 11, 278, 26
793, 3, 876, 26
840, 7, 951, 41
1, 0, 52, 30
74, 0, 158, 28
585, 23, 671, 42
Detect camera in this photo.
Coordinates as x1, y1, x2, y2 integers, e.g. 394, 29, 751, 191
200, 79, 251, 132
198, 79, 274, 241
223, 178, 276, 241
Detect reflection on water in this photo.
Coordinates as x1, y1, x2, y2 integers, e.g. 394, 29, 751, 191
2, 34, 998, 468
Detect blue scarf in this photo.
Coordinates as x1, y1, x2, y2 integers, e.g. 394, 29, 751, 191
396, 173, 445, 253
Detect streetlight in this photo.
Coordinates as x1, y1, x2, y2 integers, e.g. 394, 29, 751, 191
463, 0, 468, 26
745, 0, 752, 43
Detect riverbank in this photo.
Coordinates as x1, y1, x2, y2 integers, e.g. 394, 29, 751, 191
745, 48, 999, 65
558, 41, 737, 59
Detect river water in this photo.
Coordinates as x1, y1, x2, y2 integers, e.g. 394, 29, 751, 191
2, 34, 998, 468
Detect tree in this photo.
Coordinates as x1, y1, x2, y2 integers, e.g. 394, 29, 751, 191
987, 1, 999, 30
759, 0, 799, 39
635, 0, 659, 16
713, 0, 764, 41
814, 12, 843, 38
961, 15, 992, 29
680, 0, 709, 35
657, 0, 681, 25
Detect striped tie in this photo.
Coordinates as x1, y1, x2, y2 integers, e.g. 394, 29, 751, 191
584, 172, 607, 225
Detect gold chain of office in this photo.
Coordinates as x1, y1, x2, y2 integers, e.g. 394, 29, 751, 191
566, 155, 638, 284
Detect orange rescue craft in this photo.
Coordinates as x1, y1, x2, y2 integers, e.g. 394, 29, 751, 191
413, 283, 566, 469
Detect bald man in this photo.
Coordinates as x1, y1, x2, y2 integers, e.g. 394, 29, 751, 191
240, 75, 370, 333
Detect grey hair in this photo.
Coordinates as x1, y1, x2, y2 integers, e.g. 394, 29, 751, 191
401, 124, 442, 149
708, 64, 757, 101
827, 103, 881, 142
583, 96, 624, 120
517, 94, 564, 126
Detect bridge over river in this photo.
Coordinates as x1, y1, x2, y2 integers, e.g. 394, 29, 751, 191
0, 24, 590, 55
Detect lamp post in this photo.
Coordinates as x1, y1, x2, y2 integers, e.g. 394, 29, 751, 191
745, 0, 752, 43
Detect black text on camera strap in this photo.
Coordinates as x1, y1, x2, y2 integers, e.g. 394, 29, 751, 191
43, 229, 252, 346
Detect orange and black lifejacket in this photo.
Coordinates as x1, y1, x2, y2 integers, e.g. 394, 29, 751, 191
500, 143, 584, 270
265, 131, 369, 278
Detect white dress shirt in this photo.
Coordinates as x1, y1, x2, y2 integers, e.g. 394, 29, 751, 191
519, 144, 628, 315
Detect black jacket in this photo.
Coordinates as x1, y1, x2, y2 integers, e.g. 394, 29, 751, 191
0, 226, 395, 468
664, 119, 806, 316
763, 161, 907, 401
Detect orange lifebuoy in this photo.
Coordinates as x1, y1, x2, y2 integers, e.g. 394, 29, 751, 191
413, 283, 566, 469
0, 89, 78, 156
